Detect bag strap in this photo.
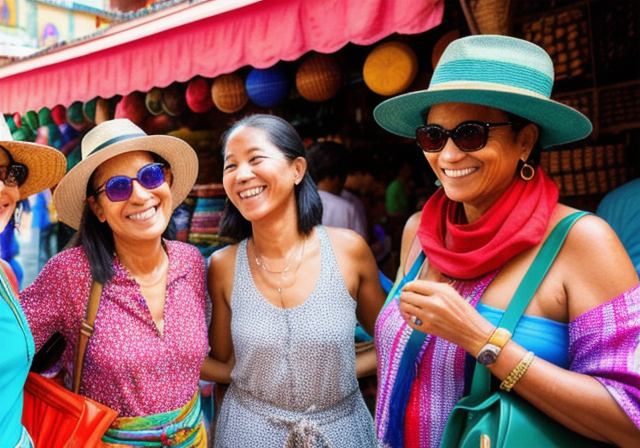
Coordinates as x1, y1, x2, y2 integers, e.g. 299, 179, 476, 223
72, 280, 103, 394
382, 251, 426, 310
470, 211, 589, 396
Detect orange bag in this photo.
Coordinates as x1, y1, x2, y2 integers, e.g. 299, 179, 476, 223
22, 372, 118, 448
22, 281, 117, 448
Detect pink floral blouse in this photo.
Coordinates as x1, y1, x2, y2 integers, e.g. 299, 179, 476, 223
20, 240, 209, 417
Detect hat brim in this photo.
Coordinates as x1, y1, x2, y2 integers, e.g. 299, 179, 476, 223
54, 135, 198, 229
0, 141, 67, 200
374, 83, 592, 149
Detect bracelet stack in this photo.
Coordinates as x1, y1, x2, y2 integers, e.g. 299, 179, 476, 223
500, 351, 535, 392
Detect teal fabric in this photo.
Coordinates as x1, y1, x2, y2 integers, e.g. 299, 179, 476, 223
476, 301, 569, 368
0, 271, 34, 446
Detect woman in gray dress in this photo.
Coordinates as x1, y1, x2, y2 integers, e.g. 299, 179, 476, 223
201, 114, 384, 447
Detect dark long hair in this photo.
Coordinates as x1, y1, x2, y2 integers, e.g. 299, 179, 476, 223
71, 152, 173, 284
219, 114, 322, 242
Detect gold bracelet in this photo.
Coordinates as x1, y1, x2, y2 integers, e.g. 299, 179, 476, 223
500, 351, 535, 392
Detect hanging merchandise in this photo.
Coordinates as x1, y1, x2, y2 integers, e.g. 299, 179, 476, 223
363, 41, 418, 96
186, 77, 215, 113
66, 101, 92, 132
161, 83, 187, 117
114, 92, 148, 126
295, 53, 343, 102
245, 66, 289, 108
211, 73, 249, 114
145, 88, 164, 116
50, 105, 67, 126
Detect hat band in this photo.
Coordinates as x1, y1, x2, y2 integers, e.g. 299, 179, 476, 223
431, 60, 553, 98
87, 133, 147, 157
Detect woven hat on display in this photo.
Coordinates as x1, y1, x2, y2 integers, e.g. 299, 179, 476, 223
114, 92, 149, 126
161, 84, 187, 117
83, 98, 99, 124
54, 118, 199, 229
94, 97, 111, 124
22, 110, 39, 131
363, 42, 418, 96
296, 53, 343, 102
186, 78, 214, 113
51, 105, 67, 126
374, 35, 592, 149
245, 67, 289, 108
0, 115, 67, 200
38, 107, 53, 126
211, 73, 249, 113
67, 101, 92, 132
145, 88, 164, 116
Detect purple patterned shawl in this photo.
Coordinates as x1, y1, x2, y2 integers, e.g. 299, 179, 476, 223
375, 278, 640, 448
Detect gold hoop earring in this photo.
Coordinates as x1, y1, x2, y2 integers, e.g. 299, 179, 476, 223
520, 162, 535, 181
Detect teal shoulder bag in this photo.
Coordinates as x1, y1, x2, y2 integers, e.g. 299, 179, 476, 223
440, 212, 611, 448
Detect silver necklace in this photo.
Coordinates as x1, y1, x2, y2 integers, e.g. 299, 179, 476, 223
252, 239, 306, 298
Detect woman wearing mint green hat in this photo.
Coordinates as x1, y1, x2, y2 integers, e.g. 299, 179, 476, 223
0, 115, 66, 448
374, 35, 640, 448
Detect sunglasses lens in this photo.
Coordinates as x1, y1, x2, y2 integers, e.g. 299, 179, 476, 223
105, 177, 133, 202
453, 123, 486, 151
416, 126, 447, 152
138, 164, 165, 190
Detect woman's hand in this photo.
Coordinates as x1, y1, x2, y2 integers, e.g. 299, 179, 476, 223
398, 279, 494, 357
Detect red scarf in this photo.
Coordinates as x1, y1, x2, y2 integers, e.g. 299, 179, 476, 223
417, 170, 559, 280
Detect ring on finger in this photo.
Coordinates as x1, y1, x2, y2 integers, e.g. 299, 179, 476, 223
410, 315, 422, 326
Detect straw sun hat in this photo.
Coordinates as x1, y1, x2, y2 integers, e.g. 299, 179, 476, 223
0, 116, 66, 200
374, 35, 592, 149
54, 118, 198, 230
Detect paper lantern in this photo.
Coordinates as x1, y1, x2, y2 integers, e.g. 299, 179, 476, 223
186, 77, 214, 113
161, 84, 187, 117
296, 53, 342, 102
211, 74, 249, 114
245, 67, 289, 108
145, 88, 164, 116
114, 92, 148, 126
50, 105, 66, 126
363, 42, 418, 96
22, 110, 39, 131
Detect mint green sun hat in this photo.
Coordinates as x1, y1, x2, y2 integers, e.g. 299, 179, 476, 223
374, 35, 592, 149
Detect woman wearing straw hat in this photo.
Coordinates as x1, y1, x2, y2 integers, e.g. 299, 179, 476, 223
0, 116, 66, 448
201, 114, 384, 447
20, 118, 231, 446
373, 35, 640, 448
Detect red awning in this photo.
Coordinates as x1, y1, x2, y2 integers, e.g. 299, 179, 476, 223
0, 0, 444, 114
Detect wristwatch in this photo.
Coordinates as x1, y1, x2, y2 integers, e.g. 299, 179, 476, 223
476, 328, 512, 366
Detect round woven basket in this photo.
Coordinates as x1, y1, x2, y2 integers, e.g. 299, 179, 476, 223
363, 42, 418, 96
469, 0, 511, 35
296, 53, 343, 102
145, 88, 164, 116
211, 73, 249, 114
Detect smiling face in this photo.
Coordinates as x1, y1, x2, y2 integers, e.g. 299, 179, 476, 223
0, 148, 20, 233
222, 125, 305, 225
425, 102, 536, 222
87, 151, 173, 247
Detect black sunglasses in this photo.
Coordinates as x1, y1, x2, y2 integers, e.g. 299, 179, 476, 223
94, 163, 167, 202
0, 163, 29, 188
415, 121, 518, 153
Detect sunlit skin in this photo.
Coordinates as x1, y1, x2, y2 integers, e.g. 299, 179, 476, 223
425, 102, 535, 223
0, 149, 20, 233
222, 126, 305, 230
88, 151, 173, 249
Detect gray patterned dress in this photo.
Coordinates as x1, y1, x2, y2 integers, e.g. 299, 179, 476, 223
214, 226, 375, 448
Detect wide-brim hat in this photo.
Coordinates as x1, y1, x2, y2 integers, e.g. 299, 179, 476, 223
374, 35, 592, 149
54, 118, 198, 229
0, 116, 67, 200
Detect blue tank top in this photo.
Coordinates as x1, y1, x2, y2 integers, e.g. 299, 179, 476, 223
477, 301, 569, 368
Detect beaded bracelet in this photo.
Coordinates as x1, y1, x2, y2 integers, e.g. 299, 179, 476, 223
500, 351, 535, 392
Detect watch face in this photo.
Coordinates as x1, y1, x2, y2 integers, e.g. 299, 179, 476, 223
477, 344, 500, 366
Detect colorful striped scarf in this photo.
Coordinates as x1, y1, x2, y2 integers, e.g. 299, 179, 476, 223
102, 392, 207, 447
375, 270, 498, 448
375, 278, 640, 448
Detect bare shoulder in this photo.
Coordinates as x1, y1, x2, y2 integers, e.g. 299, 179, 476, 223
557, 206, 638, 313
324, 226, 370, 255
208, 243, 240, 280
